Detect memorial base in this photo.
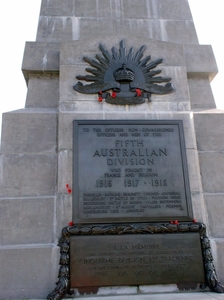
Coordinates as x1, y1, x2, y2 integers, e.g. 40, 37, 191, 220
47, 222, 224, 300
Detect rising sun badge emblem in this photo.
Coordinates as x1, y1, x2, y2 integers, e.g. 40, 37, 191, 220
73, 40, 174, 105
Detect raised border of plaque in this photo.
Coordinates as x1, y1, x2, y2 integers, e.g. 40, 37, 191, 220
47, 222, 224, 300
73, 120, 193, 224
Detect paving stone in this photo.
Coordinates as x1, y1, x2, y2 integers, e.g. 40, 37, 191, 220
0, 197, 55, 245
1, 109, 57, 154
97, 286, 138, 296
55, 292, 224, 300
139, 284, 178, 294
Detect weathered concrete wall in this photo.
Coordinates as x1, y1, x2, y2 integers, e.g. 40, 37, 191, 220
36, 0, 198, 44
0, 0, 223, 298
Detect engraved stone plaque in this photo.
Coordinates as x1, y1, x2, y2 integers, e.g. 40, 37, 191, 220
70, 233, 204, 287
73, 120, 192, 223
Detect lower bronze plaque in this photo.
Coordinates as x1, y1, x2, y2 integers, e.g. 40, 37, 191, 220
73, 120, 193, 224
70, 233, 204, 287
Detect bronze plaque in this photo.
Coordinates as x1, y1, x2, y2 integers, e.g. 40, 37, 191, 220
70, 233, 204, 287
73, 120, 192, 223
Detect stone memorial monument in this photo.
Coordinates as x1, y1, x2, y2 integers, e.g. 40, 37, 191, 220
1, 0, 224, 299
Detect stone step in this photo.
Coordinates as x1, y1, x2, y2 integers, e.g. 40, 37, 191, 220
64, 292, 224, 300
29, 293, 224, 300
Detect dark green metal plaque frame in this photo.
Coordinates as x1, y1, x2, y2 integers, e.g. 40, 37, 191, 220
47, 222, 224, 299
73, 120, 193, 224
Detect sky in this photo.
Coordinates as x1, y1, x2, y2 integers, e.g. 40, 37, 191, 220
0, 0, 223, 136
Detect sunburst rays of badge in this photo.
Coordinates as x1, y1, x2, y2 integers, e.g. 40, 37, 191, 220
73, 40, 174, 104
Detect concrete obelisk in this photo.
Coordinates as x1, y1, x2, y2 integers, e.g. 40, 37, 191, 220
0, 0, 223, 298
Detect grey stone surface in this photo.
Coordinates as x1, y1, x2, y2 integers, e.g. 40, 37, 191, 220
214, 239, 224, 284
188, 78, 216, 110
56, 194, 72, 239
204, 195, 224, 238
56, 292, 224, 300
59, 100, 192, 113
58, 111, 104, 151
59, 100, 104, 112
78, 18, 160, 41
60, 38, 185, 67
75, 0, 106, 18
58, 111, 196, 151
22, 42, 60, 83
186, 149, 202, 193
194, 112, 224, 151
60, 64, 85, 102
160, 20, 198, 44
156, 0, 193, 20
138, 284, 178, 294
157, 67, 189, 102
22, 41, 218, 85
65, 0, 193, 21
1, 153, 57, 197
37, 0, 196, 44
198, 152, 224, 193
74, 0, 158, 19
58, 150, 72, 194
0, 245, 59, 299
40, 0, 75, 16
0, 153, 2, 179
36, 16, 77, 42
1, 109, 57, 154
184, 45, 218, 80
122, 0, 156, 19
0, 197, 55, 245
97, 286, 138, 296
191, 192, 207, 224
25, 75, 59, 108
